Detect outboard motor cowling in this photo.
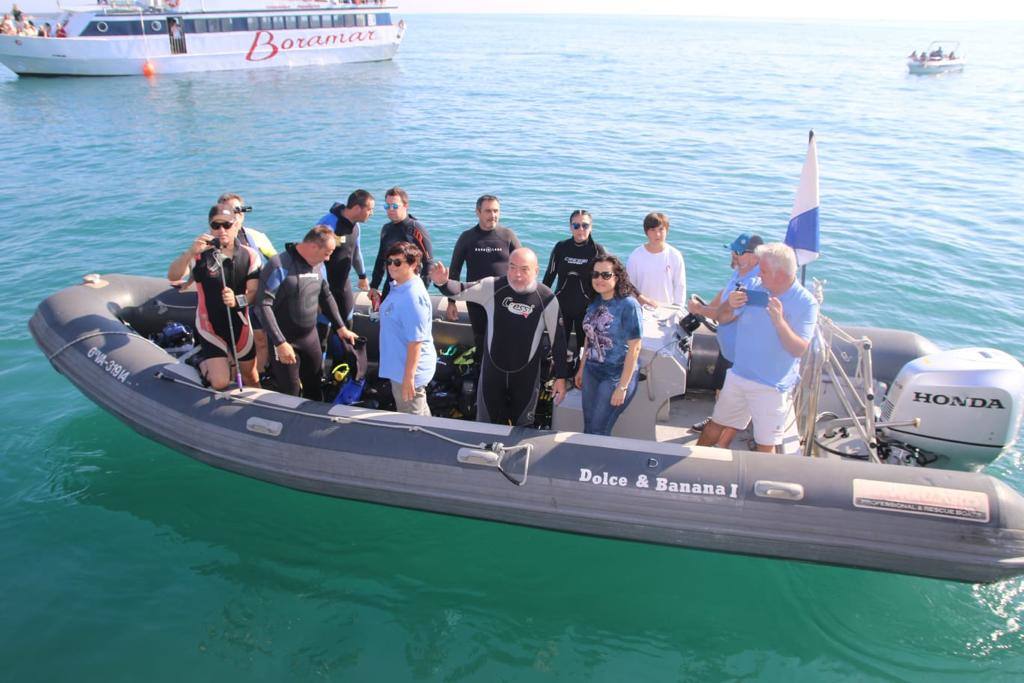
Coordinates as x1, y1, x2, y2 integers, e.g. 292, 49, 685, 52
880, 348, 1024, 469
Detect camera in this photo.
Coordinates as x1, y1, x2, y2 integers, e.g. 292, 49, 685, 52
234, 205, 253, 214
206, 237, 222, 248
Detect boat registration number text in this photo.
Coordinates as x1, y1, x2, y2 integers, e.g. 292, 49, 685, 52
88, 346, 131, 383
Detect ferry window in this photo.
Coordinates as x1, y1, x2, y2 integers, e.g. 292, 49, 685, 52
331, 15, 343, 27
285, 16, 296, 30
247, 17, 258, 31
376, 13, 390, 25
272, 16, 285, 30
342, 14, 354, 27
260, 16, 272, 30
320, 15, 332, 27
218, 18, 230, 32
96, 21, 108, 33
296, 15, 308, 29
366, 14, 376, 26
356, 14, 366, 27
307, 15, 319, 29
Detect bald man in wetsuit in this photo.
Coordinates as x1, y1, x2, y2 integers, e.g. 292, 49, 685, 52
431, 248, 568, 426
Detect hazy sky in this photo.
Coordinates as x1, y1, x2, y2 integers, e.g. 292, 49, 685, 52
12, 0, 1024, 21
399, 0, 1022, 21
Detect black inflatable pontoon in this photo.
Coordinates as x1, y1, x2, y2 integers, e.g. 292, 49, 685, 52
29, 275, 1024, 583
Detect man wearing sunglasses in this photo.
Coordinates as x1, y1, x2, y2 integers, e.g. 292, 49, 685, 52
431, 248, 568, 427
445, 194, 522, 362
368, 187, 433, 309
687, 233, 763, 434
166, 204, 262, 390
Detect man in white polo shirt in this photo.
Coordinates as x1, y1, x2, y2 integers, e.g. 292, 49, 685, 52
697, 242, 818, 452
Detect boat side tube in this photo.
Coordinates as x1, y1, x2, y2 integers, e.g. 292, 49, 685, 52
29, 275, 1024, 583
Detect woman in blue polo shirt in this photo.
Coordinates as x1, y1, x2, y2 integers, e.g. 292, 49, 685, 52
378, 241, 436, 415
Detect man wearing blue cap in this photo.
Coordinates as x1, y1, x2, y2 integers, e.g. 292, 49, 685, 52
697, 242, 818, 452
687, 233, 763, 433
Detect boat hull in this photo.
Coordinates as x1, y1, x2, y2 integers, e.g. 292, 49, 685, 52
908, 59, 965, 75
29, 274, 1024, 583
0, 25, 401, 76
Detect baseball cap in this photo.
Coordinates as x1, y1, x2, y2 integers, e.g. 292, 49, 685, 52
725, 233, 764, 254
208, 203, 237, 225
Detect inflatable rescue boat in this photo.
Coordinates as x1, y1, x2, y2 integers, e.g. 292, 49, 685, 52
29, 274, 1024, 583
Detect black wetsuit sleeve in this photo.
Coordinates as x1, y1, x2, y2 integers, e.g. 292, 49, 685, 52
544, 296, 569, 378
352, 223, 366, 279
542, 242, 560, 288
437, 277, 493, 306
447, 232, 468, 305
369, 227, 387, 290
319, 273, 347, 331
258, 256, 288, 347
510, 231, 522, 251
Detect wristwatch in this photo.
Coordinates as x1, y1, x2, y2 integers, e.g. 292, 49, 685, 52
234, 294, 248, 309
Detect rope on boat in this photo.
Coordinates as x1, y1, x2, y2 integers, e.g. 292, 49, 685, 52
155, 371, 532, 486
45, 330, 164, 361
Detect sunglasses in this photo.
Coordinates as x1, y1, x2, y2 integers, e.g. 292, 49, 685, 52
209, 222, 233, 230
571, 222, 592, 230
591, 271, 614, 280
383, 202, 403, 210
386, 258, 407, 267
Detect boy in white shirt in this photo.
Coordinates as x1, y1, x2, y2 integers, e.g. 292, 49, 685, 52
626, 212, 686, 307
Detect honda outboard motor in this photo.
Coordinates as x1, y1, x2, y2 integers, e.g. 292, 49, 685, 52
880, 348, 1024, 470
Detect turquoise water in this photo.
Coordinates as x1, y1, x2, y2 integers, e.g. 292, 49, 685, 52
3, 14, 1024, 680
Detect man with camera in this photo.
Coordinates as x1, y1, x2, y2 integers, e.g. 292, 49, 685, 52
696, 242, 818, 453
217, 192, 276, 374
167, 204, 262, 390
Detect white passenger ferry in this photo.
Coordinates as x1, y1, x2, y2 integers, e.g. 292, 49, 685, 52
0, 0, 404, 76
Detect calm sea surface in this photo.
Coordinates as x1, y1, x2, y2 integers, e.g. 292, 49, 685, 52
3, 13, 1024, 681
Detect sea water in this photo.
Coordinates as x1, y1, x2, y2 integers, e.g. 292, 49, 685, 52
2, 14, 1023, 681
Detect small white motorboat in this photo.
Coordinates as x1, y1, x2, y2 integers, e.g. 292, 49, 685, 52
908, 41, 965, 75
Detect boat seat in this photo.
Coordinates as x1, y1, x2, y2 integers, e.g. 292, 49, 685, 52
553, 352, 688, 440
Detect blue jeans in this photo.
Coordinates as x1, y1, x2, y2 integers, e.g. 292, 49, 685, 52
582, 364, 637, 436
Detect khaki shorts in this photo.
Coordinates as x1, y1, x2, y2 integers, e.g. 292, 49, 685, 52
390, 381, 431, 417
711, 370, 792, 447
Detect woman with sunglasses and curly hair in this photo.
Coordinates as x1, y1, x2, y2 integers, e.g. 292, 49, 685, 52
574, 255, 643, 435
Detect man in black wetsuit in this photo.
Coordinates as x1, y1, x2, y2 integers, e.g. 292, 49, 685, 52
431, 248, 568, 426
368, 186, 433, 309
542, 209, 607, 363
317, 188, 374, 322
445, 194, 522, 362
258, 225, 359, 400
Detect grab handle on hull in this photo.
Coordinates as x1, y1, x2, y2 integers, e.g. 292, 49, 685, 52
754, 480, 805, 501
457, 442, 532, 487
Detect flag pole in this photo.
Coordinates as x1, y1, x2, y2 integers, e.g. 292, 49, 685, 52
801, 129, 813, 285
